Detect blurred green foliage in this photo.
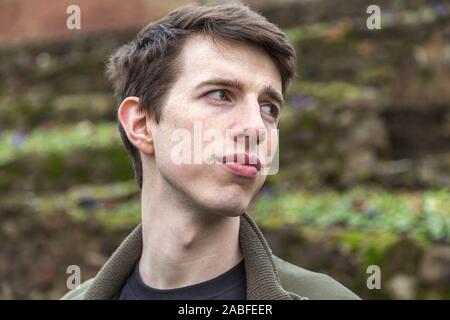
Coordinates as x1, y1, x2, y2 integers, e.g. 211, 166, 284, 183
1, 0, 450, 300
253, 188, 450, 242
0, 122, 119, 165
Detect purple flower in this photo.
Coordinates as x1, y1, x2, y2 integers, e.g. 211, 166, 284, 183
288, 94, 317, 110
11, 130, 26, 149
434, 2, 449, 17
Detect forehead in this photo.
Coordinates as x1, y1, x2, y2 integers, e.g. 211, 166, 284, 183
175, 34, 282, 92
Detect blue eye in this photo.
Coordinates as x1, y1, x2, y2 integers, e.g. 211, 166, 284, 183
261, 104, 279, 118
206, 89, 229, 101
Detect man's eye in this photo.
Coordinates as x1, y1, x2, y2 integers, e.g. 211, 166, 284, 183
206, 89, 229, 101
261, 104, 279, 118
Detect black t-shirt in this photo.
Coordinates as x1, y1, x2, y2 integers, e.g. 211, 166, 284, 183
118, 259, 247, 300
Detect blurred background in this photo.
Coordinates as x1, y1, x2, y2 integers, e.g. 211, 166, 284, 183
0, 0, 449, 299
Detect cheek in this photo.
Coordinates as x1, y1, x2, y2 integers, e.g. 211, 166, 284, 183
162, 164, 198, 186
258, 128, 279, 171
152, 116, 203, 185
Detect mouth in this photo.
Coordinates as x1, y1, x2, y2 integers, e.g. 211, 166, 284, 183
218, 153, 262, 178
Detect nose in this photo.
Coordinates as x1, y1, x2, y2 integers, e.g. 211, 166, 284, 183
228, 100, 267, 149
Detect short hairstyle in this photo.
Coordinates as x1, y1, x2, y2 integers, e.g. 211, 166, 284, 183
106, 2, 296, 190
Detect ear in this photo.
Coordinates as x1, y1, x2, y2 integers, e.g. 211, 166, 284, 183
117, 96, 154, 156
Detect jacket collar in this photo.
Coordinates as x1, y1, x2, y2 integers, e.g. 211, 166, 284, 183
83, 213, 299, 300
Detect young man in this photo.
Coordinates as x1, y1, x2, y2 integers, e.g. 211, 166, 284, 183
61, 3, 359, 300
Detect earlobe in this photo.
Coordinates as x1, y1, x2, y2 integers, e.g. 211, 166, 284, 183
117, 96, 154, 155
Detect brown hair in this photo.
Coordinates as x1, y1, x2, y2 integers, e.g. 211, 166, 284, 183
106, 2, 296, 190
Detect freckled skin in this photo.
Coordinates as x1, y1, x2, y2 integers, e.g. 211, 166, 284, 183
146, 34, 282, 218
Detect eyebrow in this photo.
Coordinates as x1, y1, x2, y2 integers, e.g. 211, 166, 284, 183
194, 77, 284, 108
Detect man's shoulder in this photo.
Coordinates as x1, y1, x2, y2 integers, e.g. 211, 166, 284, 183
60, 278, 95, 300
59, 257, 361, 300
273, 255, 361, 300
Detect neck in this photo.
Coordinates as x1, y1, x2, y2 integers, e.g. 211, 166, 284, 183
138, 173, 243, 290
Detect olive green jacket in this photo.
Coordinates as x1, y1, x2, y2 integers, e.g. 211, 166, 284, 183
61, 213, 360, 300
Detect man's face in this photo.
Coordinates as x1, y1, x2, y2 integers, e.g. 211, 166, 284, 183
147, 34, 282, 217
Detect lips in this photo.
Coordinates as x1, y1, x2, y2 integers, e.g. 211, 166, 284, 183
218, 153, 262, 178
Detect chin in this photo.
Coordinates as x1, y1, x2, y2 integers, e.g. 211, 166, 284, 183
165, 167, 257, 215
195, 193, 250, 217
213, 198, 251, 217
219, 207, 247, 217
